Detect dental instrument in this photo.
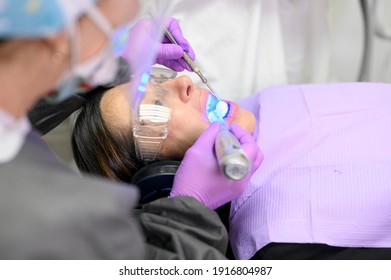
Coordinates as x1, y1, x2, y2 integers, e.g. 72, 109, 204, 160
155, 16, 251, 180
159, 24, 218, 96
211, 101, 251, 180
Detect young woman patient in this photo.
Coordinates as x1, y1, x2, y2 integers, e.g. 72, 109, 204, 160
72, 68, 256, 181
72, 68, 391, 260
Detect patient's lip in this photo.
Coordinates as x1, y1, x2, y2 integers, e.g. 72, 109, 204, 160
225, 101, 238, 124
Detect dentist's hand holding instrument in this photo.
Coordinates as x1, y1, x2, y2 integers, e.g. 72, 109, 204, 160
121, 17, 195, 72
170, 122, 263, 210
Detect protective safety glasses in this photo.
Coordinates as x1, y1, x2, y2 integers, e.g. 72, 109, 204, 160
132, 67, 177, 162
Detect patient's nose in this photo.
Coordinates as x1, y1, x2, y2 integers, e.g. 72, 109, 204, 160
170, 75, 194, 103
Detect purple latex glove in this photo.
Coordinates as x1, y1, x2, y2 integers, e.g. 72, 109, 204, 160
122, 17, 195, 72
156, 17, 195, 71
170, 122, 263, 210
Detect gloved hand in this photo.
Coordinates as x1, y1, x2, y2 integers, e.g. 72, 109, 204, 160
121, 17, 195, 72
156, 17, 195, 71
170, 122, 263, 210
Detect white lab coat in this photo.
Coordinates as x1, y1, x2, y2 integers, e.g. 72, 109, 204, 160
137, 0, 330, 101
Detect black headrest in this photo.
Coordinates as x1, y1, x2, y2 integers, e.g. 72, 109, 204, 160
131, 160, 180, 205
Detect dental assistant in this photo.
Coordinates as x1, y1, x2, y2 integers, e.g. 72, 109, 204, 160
0, 0, 259, 259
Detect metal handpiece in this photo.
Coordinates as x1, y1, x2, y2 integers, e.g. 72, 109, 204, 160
215, 123, 251, 180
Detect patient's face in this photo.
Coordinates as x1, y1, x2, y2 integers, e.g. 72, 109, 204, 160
100, 75, 256, 159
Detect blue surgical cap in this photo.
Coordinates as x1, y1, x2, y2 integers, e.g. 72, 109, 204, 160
0, 0, 97, 38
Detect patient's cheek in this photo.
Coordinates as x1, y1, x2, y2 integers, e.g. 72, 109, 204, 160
160, 141, 188, 160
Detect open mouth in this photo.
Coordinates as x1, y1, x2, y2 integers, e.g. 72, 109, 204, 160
205, 93, 231, 123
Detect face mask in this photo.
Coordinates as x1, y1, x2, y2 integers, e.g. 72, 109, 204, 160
49, 45, 119, 103
46, 1, 118, 103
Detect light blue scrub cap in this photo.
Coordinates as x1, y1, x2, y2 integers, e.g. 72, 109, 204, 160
0, 0, 97, 38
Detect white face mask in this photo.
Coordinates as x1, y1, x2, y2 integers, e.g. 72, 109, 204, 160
47, 1, 119, 103
50, 44, 119, 103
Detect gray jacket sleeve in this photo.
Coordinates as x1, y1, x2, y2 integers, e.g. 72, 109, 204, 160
0, 131, 146, 260
2, 131, 226, 260
138, 196, 229, 260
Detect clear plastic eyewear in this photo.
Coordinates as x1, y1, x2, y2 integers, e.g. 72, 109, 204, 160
132, 67, 177, 162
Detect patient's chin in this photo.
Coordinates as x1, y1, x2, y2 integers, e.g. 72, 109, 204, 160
237, 110, 256, 135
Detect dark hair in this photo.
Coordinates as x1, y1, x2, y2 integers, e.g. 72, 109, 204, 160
71, 86, 144, 183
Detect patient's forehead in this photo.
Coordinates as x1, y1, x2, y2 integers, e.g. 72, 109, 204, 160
100, 83, 132, 130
